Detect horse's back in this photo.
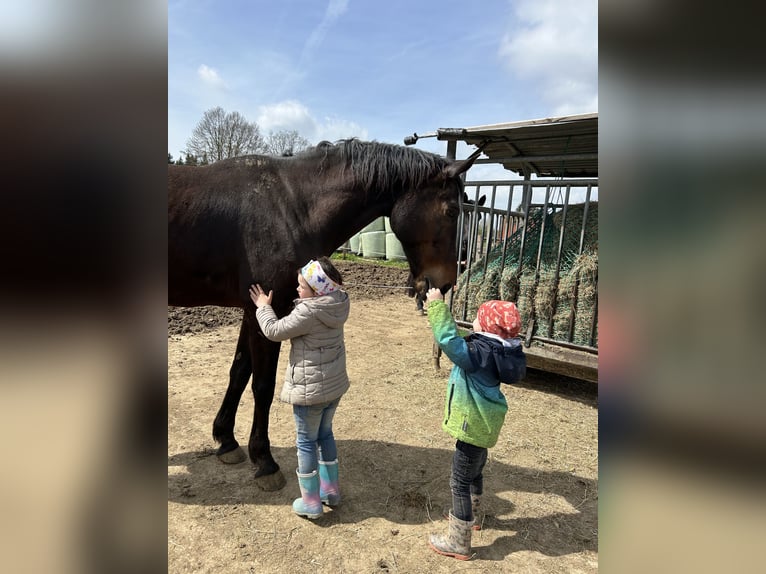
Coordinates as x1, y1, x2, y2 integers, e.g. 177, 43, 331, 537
168, 156, 302, 306
169, 155, 277, 201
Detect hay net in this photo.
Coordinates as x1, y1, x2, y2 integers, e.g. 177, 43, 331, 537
451, 201, 598, 348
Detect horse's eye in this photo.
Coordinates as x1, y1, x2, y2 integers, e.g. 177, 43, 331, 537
446, 207, 459, 218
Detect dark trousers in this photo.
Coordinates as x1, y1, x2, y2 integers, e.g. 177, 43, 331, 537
449, 440, 488, 522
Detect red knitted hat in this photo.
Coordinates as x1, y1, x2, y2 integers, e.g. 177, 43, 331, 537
476, 300, 522, 339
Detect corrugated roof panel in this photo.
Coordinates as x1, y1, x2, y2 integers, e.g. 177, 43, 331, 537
407, 113, 598, 178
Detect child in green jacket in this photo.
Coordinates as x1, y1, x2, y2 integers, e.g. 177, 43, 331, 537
425, 288, 526, 560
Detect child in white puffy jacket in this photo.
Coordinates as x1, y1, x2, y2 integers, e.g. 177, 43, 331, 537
250, 256, 349, 519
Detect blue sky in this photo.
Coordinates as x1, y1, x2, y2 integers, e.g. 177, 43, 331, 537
169, 0, 597, 181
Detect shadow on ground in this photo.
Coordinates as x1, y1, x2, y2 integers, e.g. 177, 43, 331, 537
169, 439, 597, 560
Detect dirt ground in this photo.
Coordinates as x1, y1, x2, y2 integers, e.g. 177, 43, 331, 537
168, 260, 598, 573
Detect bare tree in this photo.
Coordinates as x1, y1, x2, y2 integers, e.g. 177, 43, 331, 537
264, 130, 311, 156
185, 107, 266, 162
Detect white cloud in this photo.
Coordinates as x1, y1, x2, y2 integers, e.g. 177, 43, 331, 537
257, 100, 317, 136
300, 0, 350, 65
326, 0, 350, 20
256, 100, 367, 143
197, 64, 226, 89
499, 0, 597, 115
316, 117, 368, 142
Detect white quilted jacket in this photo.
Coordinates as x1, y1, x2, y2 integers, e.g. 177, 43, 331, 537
256, 290, 350, 406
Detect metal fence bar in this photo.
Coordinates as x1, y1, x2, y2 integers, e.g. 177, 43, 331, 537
497, 185, 517, 284
516, 179, 533, 278
480, 185, 499, 277
547, 184, 571, 338
578, 185, 593, 254
524, 185, 551, 345
465, 178, 598, 187
472, 186, 485, 262
589, 285, 598, 348
450, 190, 468, 312
567, 186, 594, 342
530, 335, 598, 354
456, 208, 471, 321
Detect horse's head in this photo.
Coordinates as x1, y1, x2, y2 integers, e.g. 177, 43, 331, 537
389, 152, 482, 299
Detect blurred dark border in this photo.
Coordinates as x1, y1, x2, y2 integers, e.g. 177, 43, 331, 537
3, 1, 765, 571
601, 1, 766, 571
0, 4, 167, 573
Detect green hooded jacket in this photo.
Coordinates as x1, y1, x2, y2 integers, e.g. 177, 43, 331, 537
427, 300, 509, 448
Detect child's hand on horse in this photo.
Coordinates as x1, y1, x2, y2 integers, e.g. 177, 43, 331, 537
250, 284, 273, 308
425, 287, 443, 303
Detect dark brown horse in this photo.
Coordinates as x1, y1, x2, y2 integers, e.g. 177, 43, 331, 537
168, 139, 480, 490
413, 191, 486, 314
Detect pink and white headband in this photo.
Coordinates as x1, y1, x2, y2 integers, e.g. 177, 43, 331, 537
300, 260, 341, 296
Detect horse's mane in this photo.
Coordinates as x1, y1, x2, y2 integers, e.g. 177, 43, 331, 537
300, 139, 448, 196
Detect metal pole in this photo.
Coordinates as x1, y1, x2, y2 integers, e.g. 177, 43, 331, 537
547, 185, 571, 338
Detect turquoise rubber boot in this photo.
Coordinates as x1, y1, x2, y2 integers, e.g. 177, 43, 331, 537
293, 470, 323, 519
318, 459, 341, 506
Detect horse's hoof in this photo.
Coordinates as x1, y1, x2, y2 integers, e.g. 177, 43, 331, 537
254, 469, 287, 491
217, 446, 247, 464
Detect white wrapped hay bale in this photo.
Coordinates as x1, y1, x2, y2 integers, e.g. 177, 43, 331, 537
360, 216, 385, 234
385, 232, 406, 261
349, 233, 361, 254
361, 230, 386, 258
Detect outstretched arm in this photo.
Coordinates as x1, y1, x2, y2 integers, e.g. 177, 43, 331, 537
425, 289, 473, 370
251, 284, 313, 342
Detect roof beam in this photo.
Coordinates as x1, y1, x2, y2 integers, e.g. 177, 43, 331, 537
474, 152, 598, 165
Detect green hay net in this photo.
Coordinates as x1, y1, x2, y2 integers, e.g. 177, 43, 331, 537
452, 202, 598, 347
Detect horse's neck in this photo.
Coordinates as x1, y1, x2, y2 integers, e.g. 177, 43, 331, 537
305, 171, 395, 255
316, 195, 392, 254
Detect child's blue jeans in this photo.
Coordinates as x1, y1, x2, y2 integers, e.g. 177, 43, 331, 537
292, 398, 341, 474
450, 440, 488, 522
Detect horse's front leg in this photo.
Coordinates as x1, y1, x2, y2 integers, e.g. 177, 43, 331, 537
248, 329, 286, 491
212, 317, 252, 464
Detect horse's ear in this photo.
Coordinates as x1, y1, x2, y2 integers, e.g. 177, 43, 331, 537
443, 144, 486, 179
